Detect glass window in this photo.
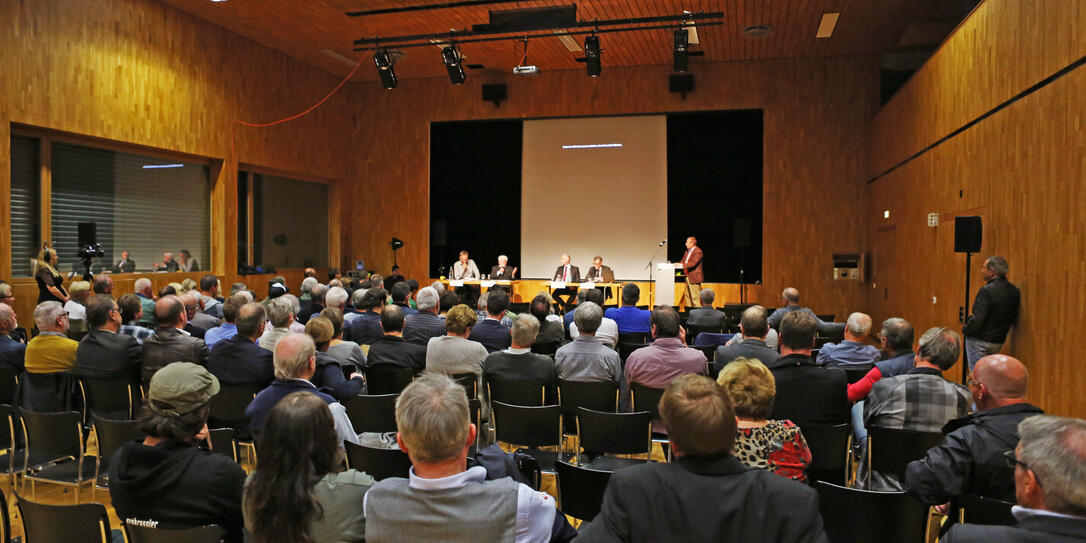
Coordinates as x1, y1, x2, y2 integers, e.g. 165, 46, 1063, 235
9, 135, 41, 277
250, 173, 328, 269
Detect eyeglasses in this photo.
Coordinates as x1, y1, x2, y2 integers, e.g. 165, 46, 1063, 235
967, 375, 983, 388
1004, 450, 1042, 486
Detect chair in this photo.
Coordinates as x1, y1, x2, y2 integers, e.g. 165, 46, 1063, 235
558, 380, 619, 424
816, 314, 836, 324
364, 365, 414, 395
867, 425, 944, 484
344, 441, 413, 481
126, 524, 226, 543
531, 340, 559, 357
208, 384, 259, 461
343, 394, 398, 434
617, 332, 648, 345
0, 368, 19, 405
798, 423, 852, 486
956, 493, 1016, 526
508, 302, 530, 315
555, 460, 612, 522
0, 404, 27, 486
630, 383, 670, 461
468, 398, 482, 454
692, 345, 716, 363
843, 366, 874, 384
450, 372, 478, 399
686, 324, 722, 345
205, 428, 239, 463
487, 378, 545, 406
20, 409, 98, 502
576, 408, 651, 470
16, 491, 113, 543
79, 377, 141, 420
491, 401, 566, 472
816, 481, 929, 543
0, 480, 9, 543
692, 332, 731, 348
91, 416, 141, 499
617, 342, 648, 368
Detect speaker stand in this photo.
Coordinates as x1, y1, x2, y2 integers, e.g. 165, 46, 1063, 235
738, 246, 746, 304
961, 251, 973, 385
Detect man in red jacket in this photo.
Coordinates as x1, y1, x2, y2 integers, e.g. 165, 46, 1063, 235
680, 237, 705, 308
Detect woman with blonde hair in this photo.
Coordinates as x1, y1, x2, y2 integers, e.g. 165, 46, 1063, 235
717, 357, 812, 482
34, 246, 68, 304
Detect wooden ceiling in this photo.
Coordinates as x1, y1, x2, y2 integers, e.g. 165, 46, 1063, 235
158, 0, 963, 83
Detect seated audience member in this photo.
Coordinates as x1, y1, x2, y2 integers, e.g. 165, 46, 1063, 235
847, 317, 916, 402
426, 304, 488, 379
438, 290, 459, 317
570, 289, 618, 346
471, 289, 513, 353
817, 312, 879, 368
185, 291, 220, 331
0, 303, 26, 372
555, 302, 627, 410
531, 294, 565, 346
430, 280, 445, 295
907, 354, 1043, 506
207, 302, 274, 389
108, 362, 246, 542
244, 392, 374, 543
475, 292, 513, 329
180, 292, 208, 339
382, 266, 405, 292
298, 283, 328, 325
942, 415, 1086, 543
389, 282, 418, 317
244, 333, 359, 446
406, 279, 420, 309
320, 307, 366, 371
230, 283, 251, 299
768, 311, 848, 427
578, 374, 827, 542
714, 305, 779, 376
686, 290, 725, 329
403, 287, 446, 346
158, 284, 179, 299
134, 277, 156, 327
349, 288, 387, 346
75, 295, 142, 383
605, 283, 651, 335
722, 327, 780, 350
364, 373, 558, 542
366, 305, 427, 374
862, 327, 971, 490
64, 279, 91, 321
325, 286, 349, 315
203, 294, 247, 348
25, 301, 78, 373
300, 276, 317, 302
343, 288, 368, 330
625, 307, 707, 431
563, 290, 586, 337
306, 317, 364, 402
198, 274, 223, 319
258, 297, 295, 351
93, 275, 114, 295
118, 293, 155, 344
717, 358, 811, 482
280, 294, 306, 333
766, 287, 845, 336
141, 296, 210, 384
483, 314, 559, 404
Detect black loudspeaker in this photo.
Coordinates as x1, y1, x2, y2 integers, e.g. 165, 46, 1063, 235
482, 84, 507, 107
77, 222, 98, 246
669, 73, 695, 95
954, 216, 982, 253
733, 218, 751, 248
431, 219, 447, 247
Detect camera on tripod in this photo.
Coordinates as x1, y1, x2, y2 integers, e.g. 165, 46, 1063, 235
76, 222, 105, 279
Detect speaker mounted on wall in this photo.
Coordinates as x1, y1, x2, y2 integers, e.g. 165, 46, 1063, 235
669, 73, 694, 98
482, 83, 507, 107
954, 216, 982, 253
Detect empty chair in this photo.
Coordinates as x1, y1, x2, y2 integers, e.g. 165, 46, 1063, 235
79, 377, 141, 420
343, 394, 398, 434
207, 384, 259, 461
364, 365, 414, 395
798, 423, 852, 486
20, 409, 98, 502
816, 481, 929, 543
558, 380, 619, 433
91, 416, 141, 498
16, 491, 113, 543
491, 401, 565, 472
126, 524, 226, 543
555, 460, 612, 523
344, 441, 412, 481
956, 493, 1016, 527
450, 372, 478, 399
616, 332, 648, 345
487, 378, 545, 407
205, 428, 239, 464
576, 407, 651, 471
866, 425, 944, 486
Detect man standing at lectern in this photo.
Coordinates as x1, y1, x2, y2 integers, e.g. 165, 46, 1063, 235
552, 254, 580, 313
680, 237, 704, 308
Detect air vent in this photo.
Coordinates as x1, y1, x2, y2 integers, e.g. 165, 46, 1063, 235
743, 25, 772, 38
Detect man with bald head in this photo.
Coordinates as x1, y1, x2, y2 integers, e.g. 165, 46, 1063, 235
0, 303, 26, 372
906, 354, 1044, 506
817, 312, 880, 368
134, 277, 156, 327
767, 287, 845, 335
141, 295, 210, 384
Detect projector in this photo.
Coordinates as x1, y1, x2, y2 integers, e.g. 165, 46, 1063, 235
513, 65, 540, 75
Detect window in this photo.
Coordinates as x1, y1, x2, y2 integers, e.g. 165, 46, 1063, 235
9, 136, 41, 277
239, 171, 328, 270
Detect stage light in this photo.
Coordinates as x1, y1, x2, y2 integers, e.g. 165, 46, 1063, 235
673, 28, 689, 72
441, 45, 466, 85
584, 35, 601, 77
374, 49, 398, 90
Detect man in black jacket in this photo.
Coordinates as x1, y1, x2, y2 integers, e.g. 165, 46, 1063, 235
483, 314, 559, 404
578, 374, 827, 543
366, 305, 426, 373
686, 290, 725, 330
206, 302, 274, 389
76, 295, 142, 384
142, 296, 210, 384
767, 310, 848, 426
714, 305, 779, 376
963, 256, 1020, 370
906, 354, 1044, 506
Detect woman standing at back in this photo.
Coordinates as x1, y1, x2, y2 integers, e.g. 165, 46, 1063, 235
34, 246, 68, 304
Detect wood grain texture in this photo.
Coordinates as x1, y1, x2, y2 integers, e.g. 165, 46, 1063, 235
867, 0, 1086, 417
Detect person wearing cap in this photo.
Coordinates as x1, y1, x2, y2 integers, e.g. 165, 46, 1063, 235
108, 362, 246, 543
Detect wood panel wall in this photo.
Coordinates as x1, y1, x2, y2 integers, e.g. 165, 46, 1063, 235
866, 0, 1086, 417
344, 56, 880, 319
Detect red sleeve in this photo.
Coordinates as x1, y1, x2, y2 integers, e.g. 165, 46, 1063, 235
768, 424, 813, 483
847, 366, 884, 402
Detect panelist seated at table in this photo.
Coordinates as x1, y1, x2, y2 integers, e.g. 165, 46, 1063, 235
490, 255, 517, 280
552, 254, 581, 312
584, 256, 615, 283
450, 250, 480, 280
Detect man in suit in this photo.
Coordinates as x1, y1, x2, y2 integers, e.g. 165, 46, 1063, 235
0, 303, 25, 372
686, 290, 725, 330
75, 294, 142, 383
490, 254, 517, 280
207, 302, 274, 389
153, 252, 180, 272
767, 310, 848, 427
714, 305, 778, 376
551, 254, 580, 312
941, 415, 1086, 543
114, 250, 136, 273
679, 236, 704, 308
578, 373, 828, 543
585, 255, 615, 303
469, 289, 512, 353
366, 305, 426, 373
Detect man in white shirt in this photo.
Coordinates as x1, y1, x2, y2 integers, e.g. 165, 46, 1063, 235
451, 250, 480, 280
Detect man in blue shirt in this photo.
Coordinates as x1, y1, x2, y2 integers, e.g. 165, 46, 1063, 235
604, 283, 651, 334
203, 294, 247, 349
817, 312, 880, 368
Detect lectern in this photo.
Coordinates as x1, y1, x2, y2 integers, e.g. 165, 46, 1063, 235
654, 262, 676, 307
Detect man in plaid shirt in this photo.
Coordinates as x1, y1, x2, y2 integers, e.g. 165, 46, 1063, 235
118, 293, 155, 344
861, 326, 972, 490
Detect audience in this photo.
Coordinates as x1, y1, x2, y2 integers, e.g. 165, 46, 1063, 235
531, 294, 564, 345
343, 288, 368, 330
320, 307, 367, 371
300, 276, 317, 302
471, 289, 513, 353
348, 288, 387, 346
555, 301, 627, 410
180, 292, 208, 339
569, 289, 618, 346
483, 314, 559, 404
847, 317, 916, 402
767, 311, 848, 427
579, 374, 826, 542
714, 305, 779, 376
717, 358, 811, 482
198, 274, 223, 318
108, 362, 246, 542
306, 316, 365, 401
426, 303, 488, 381
438, 290, 459, 317
75, 294, 142, 384
93, 274, 114, 295
766, 287, 845, 335
605, 283, 651, 334
64, 279, 91, 321
625, 306, 707, 431
204, 294, 247, 348
298, 283, 328, 325
817, 312, 879, 368
134, 277, 156, 327
207, 302, 274, 389
366, 305, 427, 373
141, 295, 210, 384
185, 291, 220, 332
258, 297, 295, 351
0, 303, 25, 372
244, 392, 374, 543
118, 293, 155, 344
389, 282, 418, 316
403, 286, 446, 346
25, 301, 78, 373
686, 290, 725, 329
475, 291, 513, 329
325, 286, 349, 315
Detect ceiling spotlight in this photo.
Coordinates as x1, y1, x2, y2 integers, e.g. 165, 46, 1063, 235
584, 35, 601, 77
673, 28, 689, 72
373, 49, 397, 90
441, 45, 466, 85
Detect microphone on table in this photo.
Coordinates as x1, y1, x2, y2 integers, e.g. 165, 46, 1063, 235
658, 239, 667, 246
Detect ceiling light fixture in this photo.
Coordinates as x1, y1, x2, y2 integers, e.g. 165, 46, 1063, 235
562, 143, 623, 150
584, 34, 601, 77
555, 32, 582, 52
374, 49, 398, 89
743, 24, 772, 38
441, 44, 466, 85
816, 12, 840, 38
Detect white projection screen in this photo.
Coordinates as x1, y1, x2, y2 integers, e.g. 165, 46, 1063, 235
520, 116, 667, 280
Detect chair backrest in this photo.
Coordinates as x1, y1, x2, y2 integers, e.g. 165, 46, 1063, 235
630, 383, 665, 421
816, 481, 928, 543
487, 378, 545, 407
799, 423, 851, 485
843, 366, 873, 384
20, 409, 83, 463
0, 403, 16, 454
450, 372, 478, 399
577, 407, 651, 456
0, 368, 18, 406
125, 523, 226, 543
343, 394, 398, 434
617, 342, 649, 366
555, 460, 611, 522
92, 416, 142, 464
343, 442, 413, 481
208, 384, 259, 426
0, 483, 9, 543
16, 492, 112, 543
692, 345, 716, 362
80, 377, 139, 419
616, 332, 648, 345
364, 365, 415, 395
692, 332, 731, 348
685, 324, 722, 345
868, 425, 944, 482
531, 340, 559, 356
205, 428, 239, 463
558, 380, 618, 416
491, 401, 562, 448
957, 493, 1016, 527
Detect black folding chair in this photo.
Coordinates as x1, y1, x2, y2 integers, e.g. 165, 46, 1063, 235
0, 369, 19, 405
20, 409, 98, 503
0, 481, 9, 543
0, 404, 27, 487
126, 524, 226, 543
616, 332, 648, 345
555, 460, 612, 523
630, 383, 669, 461
16, 491, 113, 543
816, 481, 930, 543
531, 340, 559, 357
344, 441, 413, 481
450, 372, 478, 399
207, 384, 259, 461
364, 365, 414, 395
91, 416, 141, 499
343, 394, 398, 434
843, 366, 874, 384
205, 428, 239, 464
685, 325, 722, 345
867, 425, 944, 485
491, 401, 566, 473
798, 423, 853, 486
79, 377, 141, 420
617, 343, 649, 368
487, 378, 545, 407
558, 380, 618, 437
956, 493, 1016, 526
576, 407, 651, 471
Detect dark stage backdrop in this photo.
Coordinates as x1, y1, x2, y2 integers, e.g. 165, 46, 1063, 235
430, 111, 763, 282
